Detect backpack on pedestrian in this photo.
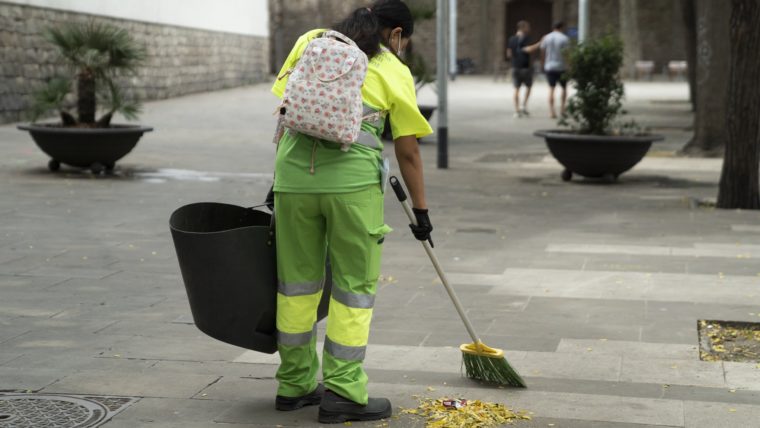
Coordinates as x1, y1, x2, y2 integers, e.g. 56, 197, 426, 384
277, 30, 369, 151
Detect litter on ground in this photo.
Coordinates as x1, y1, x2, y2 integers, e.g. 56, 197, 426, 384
402, 396, 531, 427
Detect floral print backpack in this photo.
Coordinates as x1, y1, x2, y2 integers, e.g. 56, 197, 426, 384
278, 30, 369, 151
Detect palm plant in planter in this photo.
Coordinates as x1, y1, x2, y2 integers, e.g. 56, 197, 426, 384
18, 21, 153, 174
534, 34, 663, 182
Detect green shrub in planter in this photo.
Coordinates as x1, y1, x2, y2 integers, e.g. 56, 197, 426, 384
560, 34, 628, 135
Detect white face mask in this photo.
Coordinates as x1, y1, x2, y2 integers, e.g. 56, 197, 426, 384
389, 34, 404, 57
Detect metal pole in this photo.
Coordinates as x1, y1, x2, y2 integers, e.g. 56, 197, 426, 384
449, 0, 457, 80
436, 0, 449, 169
578, 0, 589, 42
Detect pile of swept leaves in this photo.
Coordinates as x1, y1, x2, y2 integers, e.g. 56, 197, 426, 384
699, 320, 760, 362
402, 396, 531, 428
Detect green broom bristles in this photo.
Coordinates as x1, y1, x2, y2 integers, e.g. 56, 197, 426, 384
461, 342, 526, 388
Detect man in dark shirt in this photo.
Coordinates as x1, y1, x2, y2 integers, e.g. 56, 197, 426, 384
506, 20, 533, 118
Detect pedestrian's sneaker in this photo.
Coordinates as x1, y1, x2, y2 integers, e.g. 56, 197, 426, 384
520, 108, 530, 117
513, 111, 522, 119
275, 384, 324, 411
318, 389, 392, 424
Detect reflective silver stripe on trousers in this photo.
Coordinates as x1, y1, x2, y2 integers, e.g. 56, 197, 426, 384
278, 324, 317, 347
330, 286, 375, 309
324, 336, 366, 361
277, 279, 323, 296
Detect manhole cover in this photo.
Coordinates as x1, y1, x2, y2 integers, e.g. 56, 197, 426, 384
0, 394, 136, 428
698, 319, 760, 362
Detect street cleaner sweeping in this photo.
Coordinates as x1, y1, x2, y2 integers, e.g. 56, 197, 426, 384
269, 0, 434, 423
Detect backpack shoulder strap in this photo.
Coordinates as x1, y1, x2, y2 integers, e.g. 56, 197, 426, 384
321, 30, 358, 48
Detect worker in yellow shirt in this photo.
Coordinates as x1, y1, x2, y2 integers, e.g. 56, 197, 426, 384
270, 0, 433, 424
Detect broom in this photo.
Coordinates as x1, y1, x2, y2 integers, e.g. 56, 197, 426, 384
389, 176, 526, 388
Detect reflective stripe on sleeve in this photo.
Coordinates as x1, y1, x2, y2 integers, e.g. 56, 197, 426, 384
278, 279, 323, 296
324, 335, 366, 361
277, 324, 317, 347
330, 286, 375, 309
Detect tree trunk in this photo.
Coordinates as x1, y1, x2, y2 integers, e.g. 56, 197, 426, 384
680, 0, 697, 111
77, 72, 96, 124
716, 0, 760, 209
680, 0, 730, 156
619, 0, 642, 80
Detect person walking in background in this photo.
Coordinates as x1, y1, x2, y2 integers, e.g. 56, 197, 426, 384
506, 20, 534, 118
524, 22, 570, 119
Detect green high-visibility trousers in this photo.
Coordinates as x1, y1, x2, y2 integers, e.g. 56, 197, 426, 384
274, 185, 391, 405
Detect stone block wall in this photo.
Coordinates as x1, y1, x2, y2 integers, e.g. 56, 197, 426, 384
269, 0, 687, 81
0, 2, 269, 124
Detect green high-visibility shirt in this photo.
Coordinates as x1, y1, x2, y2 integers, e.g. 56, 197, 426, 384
272, 29, 433, 194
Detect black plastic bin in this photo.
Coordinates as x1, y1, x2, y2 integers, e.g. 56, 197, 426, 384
170, 202, 331, 354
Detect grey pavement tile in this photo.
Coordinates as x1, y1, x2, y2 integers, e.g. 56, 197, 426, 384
683, 400, 760, 428
401, 289, 531, 314
149, 360, 276, 379
662, 384, 760, 406
105, 334, 247, 362
215, 399, 325, 427
43, 369, 221, 399
0, 304, 64, 318
640, 324, 698, 345
0, 367, 63, 392
620, 358, 726, 388
92, 319, 201, 339
0, 325, 29, 344
486, 314, 643, 342
0, 255, 52, 275
582, 256, 689, 275
100, 397, 234, 428
723, 362, 760, 391
193, 376, 278, 402
556, 339, 699, 360
646, 301, 760, 324
0, 352, 22, 366
368, 329, 431, 347
19, 265, 121, 279
685, 259, 760, 277
517, 418, 682, 428
47, 251, 123, 268
517, 352, 622, 382
524, 296, 647, 325
370, 313, 494, 333
0, 274, 68, 289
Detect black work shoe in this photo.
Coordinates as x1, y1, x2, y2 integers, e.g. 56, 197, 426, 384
275, 384, 324, 411
318, 389, 392, 424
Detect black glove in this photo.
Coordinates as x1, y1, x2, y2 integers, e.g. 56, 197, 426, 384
409, 208, 434, 246
265, 185, 275, 211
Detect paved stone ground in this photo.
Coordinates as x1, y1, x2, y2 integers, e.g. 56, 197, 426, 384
1, 77, 759, 427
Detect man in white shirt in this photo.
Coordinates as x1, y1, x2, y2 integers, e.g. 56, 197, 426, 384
525, 22, 571, 118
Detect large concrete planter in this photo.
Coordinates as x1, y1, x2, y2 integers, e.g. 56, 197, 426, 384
17, 124, 153, 174
534, 130, 664, 182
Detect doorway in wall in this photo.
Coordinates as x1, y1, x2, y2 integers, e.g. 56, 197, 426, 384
505, 0, 553, 68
